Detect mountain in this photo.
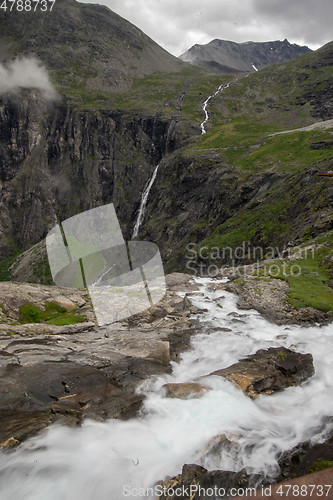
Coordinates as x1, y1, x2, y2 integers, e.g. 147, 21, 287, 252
0, 0, 186, 92
0, 0, 332, 310
179, 39, 311, 73
140, 42, 333, 275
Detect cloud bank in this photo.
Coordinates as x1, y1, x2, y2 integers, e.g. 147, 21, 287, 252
0, 57, 57, 99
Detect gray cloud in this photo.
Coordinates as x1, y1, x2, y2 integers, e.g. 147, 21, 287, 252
0, 57, 57, 99
78, 0, 332, 56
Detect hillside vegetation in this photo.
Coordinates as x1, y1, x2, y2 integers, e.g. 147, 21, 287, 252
0, 0, 332, 317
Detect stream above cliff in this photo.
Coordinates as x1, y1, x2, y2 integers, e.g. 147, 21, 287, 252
0, 278, 332, 499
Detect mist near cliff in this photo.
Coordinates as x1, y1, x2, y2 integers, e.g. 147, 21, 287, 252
0, 57, 57, 99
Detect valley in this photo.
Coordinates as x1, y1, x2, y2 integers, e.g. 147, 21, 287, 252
0, 0, 332, 497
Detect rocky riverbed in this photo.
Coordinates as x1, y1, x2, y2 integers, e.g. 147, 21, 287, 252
0, 273, 201, 447
209, 266, 333, 326
0, 272, 332, 497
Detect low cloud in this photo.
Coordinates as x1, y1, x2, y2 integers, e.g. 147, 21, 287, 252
0, 57, 57, 99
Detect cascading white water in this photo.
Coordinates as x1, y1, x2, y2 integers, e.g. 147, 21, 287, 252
132, 165, 160, 239
0, 278, 332, 500
200, 84, 230, 134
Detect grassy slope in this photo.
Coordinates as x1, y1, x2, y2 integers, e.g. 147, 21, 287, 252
249, 231, 333, 313
182, 43, 333, 249
144, 44, 333, 312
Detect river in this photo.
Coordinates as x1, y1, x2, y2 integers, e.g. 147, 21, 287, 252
0, 278, 332, 499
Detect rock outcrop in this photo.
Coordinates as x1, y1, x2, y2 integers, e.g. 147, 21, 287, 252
0, 90, 185, 261
156, 463, 270, 500
158, 347, 315, 402
0, 273, 200, 447
210, 347, 314, 399
224, 275, 333, 326
163, 382, 210, 399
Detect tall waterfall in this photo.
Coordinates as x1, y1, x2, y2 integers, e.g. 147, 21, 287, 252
200, 83, 230, 134
132, 164, 160, 239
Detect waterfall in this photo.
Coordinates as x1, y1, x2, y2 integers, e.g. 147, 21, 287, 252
132, 164, 160, 239
200, 83, 230, 134
1, 278, 332, 500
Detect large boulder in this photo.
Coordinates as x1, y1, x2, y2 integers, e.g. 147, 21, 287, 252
209, 347, 314, 399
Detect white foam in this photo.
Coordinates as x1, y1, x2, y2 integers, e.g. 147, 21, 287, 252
0, 281, 332, 499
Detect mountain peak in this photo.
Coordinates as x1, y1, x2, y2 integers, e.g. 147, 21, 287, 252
180, 39, 311, 74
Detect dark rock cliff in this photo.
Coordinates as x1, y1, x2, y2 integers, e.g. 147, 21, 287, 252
0, 90, 183, 259
139, 148, 333, 272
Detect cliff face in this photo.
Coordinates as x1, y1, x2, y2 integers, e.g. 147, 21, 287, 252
139, 149, 333, 272
0, 90, 181, 259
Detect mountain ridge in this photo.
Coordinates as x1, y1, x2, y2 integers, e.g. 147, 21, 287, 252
0, 0, 187, 92
180, 39, 311, 73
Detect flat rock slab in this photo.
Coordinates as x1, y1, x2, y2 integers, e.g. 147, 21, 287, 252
0, 282, 94, 324
0, 274, 202, 446
209, 347, 314, 399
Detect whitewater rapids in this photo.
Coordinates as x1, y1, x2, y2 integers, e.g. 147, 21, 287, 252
0, 278, 332, 499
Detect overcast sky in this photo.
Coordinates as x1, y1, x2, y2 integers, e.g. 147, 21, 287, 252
78, 0, 332, 56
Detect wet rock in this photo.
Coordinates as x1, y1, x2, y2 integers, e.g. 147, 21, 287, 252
278, 429, 333, 481
163, 382, 210, 399
156, 464, 208, 500
0, 410, 53, 447
165, 273, 199, 292
157, 464, 268, 500
0, 275, 202, 445
209, 347, 314, 399
167, 328, 197, 361
204, 433, 241, 459
194, 469, 267, 499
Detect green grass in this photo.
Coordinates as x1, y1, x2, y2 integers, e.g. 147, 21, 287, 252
19, 303, 42, 323
198, 194, 293, 254
236, 129, 333, 173
309, 461, 333, 473
44, 312, 86, 326
61, 68, 231, 125
0, 253, 21, 281
189, 117, 333, 174
18, 301, 86, 325
264, 234, 333, 313
271, 257, 333, 312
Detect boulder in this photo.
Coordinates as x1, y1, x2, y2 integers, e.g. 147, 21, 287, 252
163, 382, 210, 399
156, 464, 269, 500
165, 273, 199, 292
209, 347, 314, 399
278, 429, 333, 481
